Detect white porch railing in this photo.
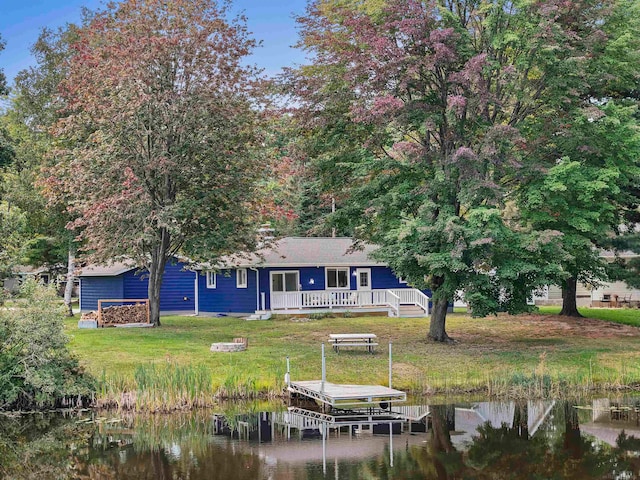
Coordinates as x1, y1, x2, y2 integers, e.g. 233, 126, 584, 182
270, 288, 428, 315
388, 288, 430, 315
387, 290, 400, 317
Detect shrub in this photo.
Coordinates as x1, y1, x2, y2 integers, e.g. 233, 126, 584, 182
0, 279, 94, 410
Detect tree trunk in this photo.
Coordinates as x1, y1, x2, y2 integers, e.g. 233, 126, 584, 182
559, 276, 583, 317
64, 247, 75, 317
512, 401, 529, 440
148, 229, 170, 327
563, 401, 582, 459
429, 297, 453, 343
430, 404, 457, 480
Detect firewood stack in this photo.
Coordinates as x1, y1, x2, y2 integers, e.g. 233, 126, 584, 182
80, 311, 98, 321
101, 304, 148, 325
80, 303, 148, 326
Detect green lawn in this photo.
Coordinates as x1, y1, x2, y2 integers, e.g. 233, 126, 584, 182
538, 305, 640, 327
65, 307, 640, 400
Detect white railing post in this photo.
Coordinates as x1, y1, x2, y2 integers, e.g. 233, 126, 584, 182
386, 290, 400, 317
389, 342, 392, 388
321, 343, 326, 390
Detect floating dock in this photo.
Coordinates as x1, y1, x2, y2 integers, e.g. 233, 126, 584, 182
288, 380, 406, 409
286, 342, 407, 410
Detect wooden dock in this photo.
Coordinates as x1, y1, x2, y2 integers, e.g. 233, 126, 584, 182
288, 380, 406, 408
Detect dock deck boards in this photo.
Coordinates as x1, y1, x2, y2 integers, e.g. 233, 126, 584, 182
289, 380, 407, 408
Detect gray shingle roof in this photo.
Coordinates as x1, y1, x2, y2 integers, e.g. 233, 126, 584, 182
223, 237, 384, 268
78, 238, 384, 275
77, 261, 137, 277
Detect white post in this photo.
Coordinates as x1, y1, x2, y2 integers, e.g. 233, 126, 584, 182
389, 342, 393, 389
389, 423, 394, 467
285, 356, 291, 387
194, 271, 199, 316
322, 423, 327, 475
255, 269, 260, 311
261, 292, 266, 311
321, 343, 326, 391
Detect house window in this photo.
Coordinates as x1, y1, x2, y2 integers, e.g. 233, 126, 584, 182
326, 267, 349, 289
237, 268, 247, 288
271, 271, 299, 292
39, 273, 50, 285
398, 277, 407, 284
206, 271, 216, 289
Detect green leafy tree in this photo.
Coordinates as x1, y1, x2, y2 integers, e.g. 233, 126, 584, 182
3, 26, 83, 315
288, 0, 608, 341
0, 33, 7, 96
47, 0, 266, 325
0, 279, 94, 410
517, 0, 640, 316
519, 102, 640, 316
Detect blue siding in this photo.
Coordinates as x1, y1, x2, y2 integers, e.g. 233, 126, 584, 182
80, 261, 195, 312
369, 266, 410, 290
198, 269, 258, 313
80, 276, 124, 311
81, 261, 433, 314
122, 262, 195, 311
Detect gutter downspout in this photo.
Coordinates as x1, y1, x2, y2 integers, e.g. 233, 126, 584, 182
250, 267, 259, 312
194, 271, 199, 316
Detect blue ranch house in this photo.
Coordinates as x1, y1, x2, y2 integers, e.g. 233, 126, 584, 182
79, 237, 431, 319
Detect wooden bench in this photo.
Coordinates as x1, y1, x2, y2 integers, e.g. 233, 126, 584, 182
329, 333, 378, 354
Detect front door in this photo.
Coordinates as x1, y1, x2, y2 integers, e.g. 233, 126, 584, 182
356, 268, 371, 291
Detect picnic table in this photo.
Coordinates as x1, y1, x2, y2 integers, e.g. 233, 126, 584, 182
329, 333, 378, 354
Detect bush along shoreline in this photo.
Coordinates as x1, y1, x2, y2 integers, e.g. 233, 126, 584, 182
90, 359, 640, 413
0, 280, 95, 411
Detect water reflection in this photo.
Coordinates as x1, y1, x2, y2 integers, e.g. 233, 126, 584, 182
2, 398, 640, 479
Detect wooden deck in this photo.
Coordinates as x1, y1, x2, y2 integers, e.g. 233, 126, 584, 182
289, 380, 407, 408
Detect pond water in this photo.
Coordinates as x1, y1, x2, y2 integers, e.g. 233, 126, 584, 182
2, 396, 640, 479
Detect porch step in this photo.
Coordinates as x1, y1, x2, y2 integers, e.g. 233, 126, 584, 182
246, 311, 272, 321
398, 305, 428, 318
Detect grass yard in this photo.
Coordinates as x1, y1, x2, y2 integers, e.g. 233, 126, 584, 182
65, 306, 640, 406
538, 305, 640, 327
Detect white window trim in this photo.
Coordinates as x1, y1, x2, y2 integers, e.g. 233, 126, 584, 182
206, 271, 216, 289
356, 268, 371, 291
270, 270, 300, 292
325, 267, 351, 290
236, 268, 248, 288
398, 277, 407, 284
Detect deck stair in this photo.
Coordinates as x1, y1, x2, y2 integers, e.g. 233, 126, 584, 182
246, 310, 272, 321
398, 305, 427, 318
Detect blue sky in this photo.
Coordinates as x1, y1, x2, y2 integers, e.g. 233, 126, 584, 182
0, 0, 309, 86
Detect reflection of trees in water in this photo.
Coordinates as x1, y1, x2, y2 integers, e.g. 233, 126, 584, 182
467, 401, 545, 477
0, 414, 95, 479
6, 402, 640, 479
462, 401, 616, 479
84, 410, 266, 480
373, 401, 632, 480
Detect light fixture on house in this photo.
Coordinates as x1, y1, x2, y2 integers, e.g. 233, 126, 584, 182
309, 278, 315, 285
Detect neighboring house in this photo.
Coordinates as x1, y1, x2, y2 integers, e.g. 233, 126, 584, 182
3, 265, 55, 293
534, 250, 640, 307
78, 237, 432, 318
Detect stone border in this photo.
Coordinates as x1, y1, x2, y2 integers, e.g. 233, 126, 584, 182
210, 342, 246, 352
